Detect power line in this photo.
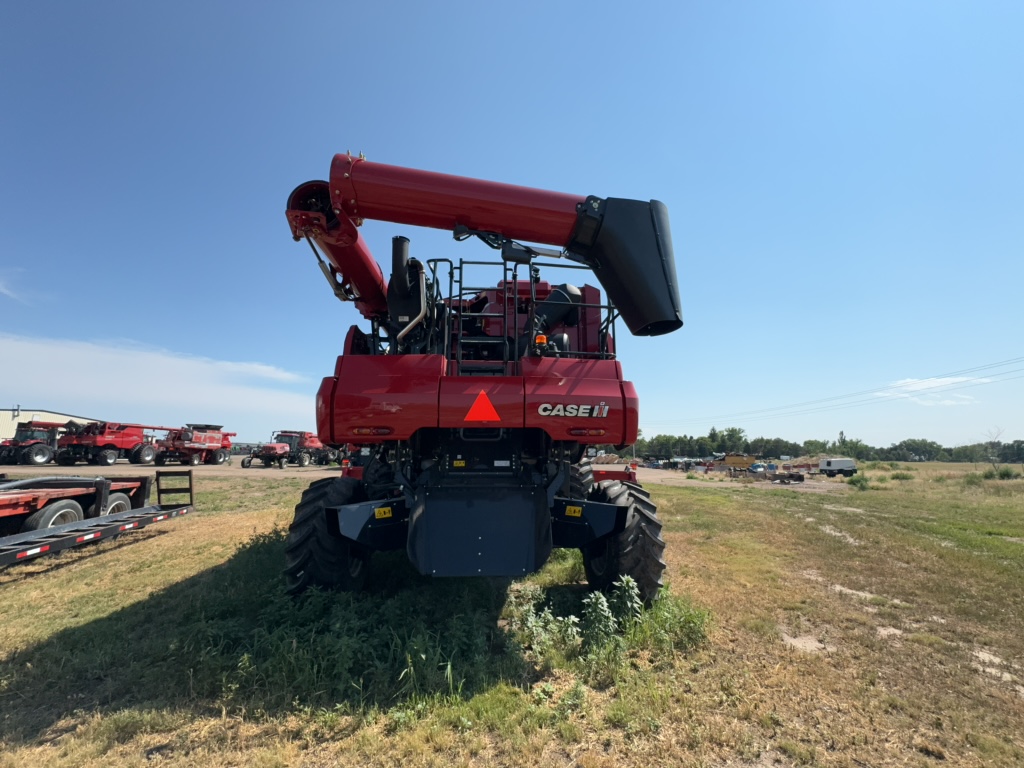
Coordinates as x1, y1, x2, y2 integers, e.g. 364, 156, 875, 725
649, 356, 1024, 429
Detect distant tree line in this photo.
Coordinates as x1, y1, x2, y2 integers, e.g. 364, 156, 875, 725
616, 427, 1024, 465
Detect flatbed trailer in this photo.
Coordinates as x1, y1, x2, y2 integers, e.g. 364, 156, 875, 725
0, 471, 194, 568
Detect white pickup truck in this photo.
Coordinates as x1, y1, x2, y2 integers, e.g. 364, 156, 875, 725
819, 458, 858, 477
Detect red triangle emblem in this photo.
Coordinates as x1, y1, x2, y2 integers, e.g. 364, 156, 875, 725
465, 390, 501, 422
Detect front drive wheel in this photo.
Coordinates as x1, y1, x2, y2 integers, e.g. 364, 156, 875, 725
21, 499, 84, 531
582, 480, 666, 603
284, 477, 369, 595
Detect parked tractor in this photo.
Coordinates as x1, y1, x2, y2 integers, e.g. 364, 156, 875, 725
0, 420, 67, 466
240, 431, 337, 469
156, 424, 235, 466
55, 422, 170, 466
281, 154, 682, 601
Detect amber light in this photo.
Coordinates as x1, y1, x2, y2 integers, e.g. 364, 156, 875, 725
568, 428, 607, 437
351, 427, 393, 436
535, 334, 548, 345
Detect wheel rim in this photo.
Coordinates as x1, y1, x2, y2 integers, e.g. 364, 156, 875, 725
48, 509, 79, 527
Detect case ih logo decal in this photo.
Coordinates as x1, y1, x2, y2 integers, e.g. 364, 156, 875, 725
537, 402, 610, 418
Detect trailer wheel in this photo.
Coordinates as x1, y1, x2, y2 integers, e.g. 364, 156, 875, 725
582, 480, 666, 603
96, 449, 118, 466
284, 477, 368, 595
22, 444, 53, 466
297, 452, 311, 467
87, 491, 131, 517
241, 456, 252, 468
21, 499, 84, 532
56, 450, 76, 466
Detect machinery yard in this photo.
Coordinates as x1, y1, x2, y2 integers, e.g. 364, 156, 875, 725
1, 464, 1022, 767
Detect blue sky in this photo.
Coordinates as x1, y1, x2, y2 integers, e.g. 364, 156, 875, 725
1, 1, 1021, 446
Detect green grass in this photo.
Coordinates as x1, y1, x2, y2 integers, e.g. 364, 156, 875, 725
2, 466, 1024, 766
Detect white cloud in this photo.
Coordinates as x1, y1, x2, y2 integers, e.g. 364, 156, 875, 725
0, 277, 25, 303
0, 333, 316, 440
875, 377, 987, 407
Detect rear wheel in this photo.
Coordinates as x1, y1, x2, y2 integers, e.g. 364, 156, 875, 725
22, 444, 53, 466
96, 449, 118, 467
188, 453, 202, 466
21, 499, 84, 531
284, 477, 368, 594
213, 448, 229, 465
155, 453, 168, 466
582, 480, 666, 603
297, 452, 311, 467
56, 450, 76, 466
136, 445, 156, 464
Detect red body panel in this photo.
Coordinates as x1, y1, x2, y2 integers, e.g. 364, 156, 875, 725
0, 479, 145, 519
319, 355, 636, 446
522, 358, 634, 445
322, 355, 447, 442
330, 155, 585, 246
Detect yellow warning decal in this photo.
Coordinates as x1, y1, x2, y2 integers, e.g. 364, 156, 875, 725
566, 505, 583, 518
374, 506, 393, 519
453, 460, 467, 468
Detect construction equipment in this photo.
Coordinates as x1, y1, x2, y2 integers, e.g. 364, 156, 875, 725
282, 154, 681, 600
0, 471, 194, 566
55, 422, 172, 467
156, 424, 235, 466
240, 431, 337, 469
0, 421, 68, 466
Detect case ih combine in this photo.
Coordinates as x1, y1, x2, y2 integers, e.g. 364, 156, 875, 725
282, 154, 681, 601
55, 422, 170, 466
156, 424, 235, 466
240, 431, 337, 469
0, 421, 68, 466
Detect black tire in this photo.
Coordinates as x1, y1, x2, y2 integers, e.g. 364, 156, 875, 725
87, 491, 131, 517
56, 450, 76, 466
582, 479, 666, 603
96, 449, 118, 467
21, 499, 84, 532
284, 477, 368, 595
213, 448, 228, 465
155, 453, 167, 466
278, 457, 288, 469
297, 452, 311, 468
22, 444, 53, 466
136, 445, 156, 465
261, 457, 276, 467
188, 453, 201, 466
570, 458, 594, 499
241, 456, 253, 469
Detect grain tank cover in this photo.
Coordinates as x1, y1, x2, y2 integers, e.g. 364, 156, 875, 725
569, 197, 682, 337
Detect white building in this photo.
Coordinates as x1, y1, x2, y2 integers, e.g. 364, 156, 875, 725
0, 407, 99, 441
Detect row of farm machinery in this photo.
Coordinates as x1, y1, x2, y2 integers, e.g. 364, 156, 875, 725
0, 421, 235, 467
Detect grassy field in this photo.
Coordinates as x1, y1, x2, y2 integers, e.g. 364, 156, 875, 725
1, 464, 1022, 767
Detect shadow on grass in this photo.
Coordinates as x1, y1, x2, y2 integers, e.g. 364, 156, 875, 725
0, 529, 527, 742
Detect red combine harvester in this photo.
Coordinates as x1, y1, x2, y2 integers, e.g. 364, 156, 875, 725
282, 154, 681, 600
156, 425, 235, 466
0, 421, 68, 466
56, 422, 171, 466
240, 431, 337, 469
